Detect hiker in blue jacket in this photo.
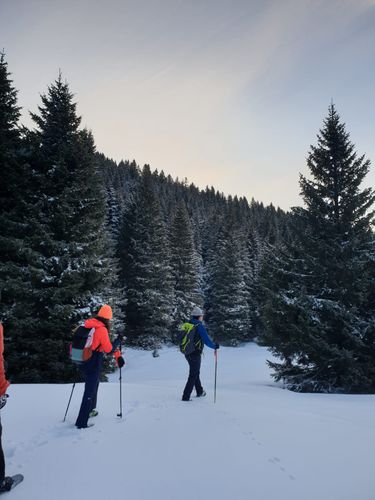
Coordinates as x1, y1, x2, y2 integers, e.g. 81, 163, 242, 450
182, 306, 219, 401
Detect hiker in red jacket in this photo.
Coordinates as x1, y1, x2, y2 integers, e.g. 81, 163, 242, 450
75, 305, 124, 429
0, 324, 14, 491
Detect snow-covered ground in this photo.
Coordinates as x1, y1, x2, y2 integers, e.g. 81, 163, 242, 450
3, 343, 375, 500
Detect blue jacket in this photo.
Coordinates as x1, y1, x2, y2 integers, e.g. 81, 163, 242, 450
191, 318, 216, 350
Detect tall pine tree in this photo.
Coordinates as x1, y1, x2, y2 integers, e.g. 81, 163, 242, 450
169, 201, 202, 329
261, 104, 375, 393
7, 75, 112, 382
0, 53, 43, 377
118, 165, 174, 348
205, 207, 252, 344
0, 52, 24, 317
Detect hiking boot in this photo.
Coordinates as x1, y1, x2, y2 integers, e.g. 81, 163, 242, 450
76, 423, 95, 429
0, 477, 14, 492
196, 390, 206, 397
89, 409, 99, 418
181, 397, 192, 401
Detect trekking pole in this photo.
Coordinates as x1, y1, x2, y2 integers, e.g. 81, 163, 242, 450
63, 382, 76, 422
117, 336, 123, 418
214, 349, 218, 404
117, 367, 123, 418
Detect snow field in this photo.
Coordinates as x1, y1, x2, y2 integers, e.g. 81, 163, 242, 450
2, 344, 375, 500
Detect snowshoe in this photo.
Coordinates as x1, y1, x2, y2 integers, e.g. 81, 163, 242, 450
0, 474, 24, 493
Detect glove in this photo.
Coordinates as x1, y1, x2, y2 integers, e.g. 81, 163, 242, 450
111, 334, 123, 351
117, 356, 125, 368
116, 333, 127, 343
215, 343, 220, 350
0, 394, 8, 410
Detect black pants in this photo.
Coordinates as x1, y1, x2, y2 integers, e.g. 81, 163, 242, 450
0, 419, 5, 482
183, 351, 204, 400
75, 352, 103, 428
91, 380, 99, 411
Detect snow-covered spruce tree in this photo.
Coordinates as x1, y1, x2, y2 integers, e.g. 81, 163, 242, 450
99, 155, 141, 238
9, 75, 114, 382
0, 53, 21, 204
0, 52, 23, 317
245, 226, 266, 338
261, 104, 375, 393
169, 201, 203, 330
205, 209, 252, 345
0, 53, 40, 363
118, 165, 174, 348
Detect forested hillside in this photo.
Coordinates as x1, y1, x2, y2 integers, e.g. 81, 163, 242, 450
99, 154, 290, 348
1, 52, 374, 393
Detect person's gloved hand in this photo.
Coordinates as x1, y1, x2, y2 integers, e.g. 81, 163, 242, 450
0, 394, 9, 410
112, 333, 125, 351
117, 356, 125, 368
215, 343, 220, 350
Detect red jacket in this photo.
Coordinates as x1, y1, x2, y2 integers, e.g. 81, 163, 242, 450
84, 318, 113, 353
0, 324, 10, 396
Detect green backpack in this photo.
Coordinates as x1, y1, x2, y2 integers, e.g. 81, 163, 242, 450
177, 322, 203, 355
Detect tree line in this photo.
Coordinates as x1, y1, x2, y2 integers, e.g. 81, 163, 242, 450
1, 54, 374, 393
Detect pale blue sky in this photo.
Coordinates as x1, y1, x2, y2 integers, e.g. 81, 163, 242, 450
1, 0, 375, 209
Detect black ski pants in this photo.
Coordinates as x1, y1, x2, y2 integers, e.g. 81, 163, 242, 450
182, 351, 204, 400
0, 419, 4, 482
75, 352, 103, 428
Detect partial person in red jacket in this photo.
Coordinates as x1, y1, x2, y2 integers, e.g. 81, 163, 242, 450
75, 305, 124, 429
0, 323, 13, 491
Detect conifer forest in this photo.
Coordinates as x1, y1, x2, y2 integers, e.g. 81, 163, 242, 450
1, 53, 374, 393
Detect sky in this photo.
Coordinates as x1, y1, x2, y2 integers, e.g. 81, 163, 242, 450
1, 0, 375, 210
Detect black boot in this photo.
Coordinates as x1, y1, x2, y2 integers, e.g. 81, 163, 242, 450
0, 477, 14, 492
196, 390, 206, 397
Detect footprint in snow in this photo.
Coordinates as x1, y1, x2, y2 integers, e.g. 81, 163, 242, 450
123, 401, 140, 416
4, 445, 16, 458
268, 457, 297, 480
36, 440, 48, 447
149, 403, 163, 409
268, 457, 282, 466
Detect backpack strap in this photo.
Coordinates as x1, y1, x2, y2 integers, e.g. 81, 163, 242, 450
90, 327, 101, 353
